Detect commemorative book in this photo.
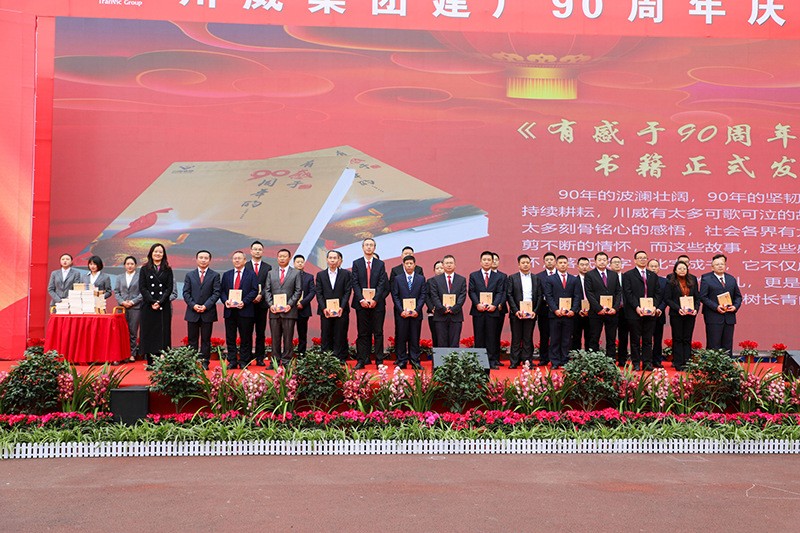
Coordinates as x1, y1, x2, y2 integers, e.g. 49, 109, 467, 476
581, 299, 590, 311
228, 290, 242, 304
443, 294, 456, 307
403, 298, 416, 312
326, 299, 341, 312
680, 296, 694, 310
559, 298, 572, 312
640, 298, 655, 313
79, 148, 356, 275
717, 292, 733, 307
480, 292, 493, 306
362, 288, 376, 301
273, 294, 287, 308
519, 300, 533, 315
600, 295, 614, 309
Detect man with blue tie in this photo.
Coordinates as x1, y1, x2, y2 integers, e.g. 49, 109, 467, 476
469, 251, 507, 370
543, 255, 582, 369
183, 250, 221, 370
351, 238, 389, 369
699, 254, 743, 357
220, 251, 259, 369
391, 254, 426, 370
293, 255, 315, 357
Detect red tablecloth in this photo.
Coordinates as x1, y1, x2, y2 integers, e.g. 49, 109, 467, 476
45, 314, 131, 364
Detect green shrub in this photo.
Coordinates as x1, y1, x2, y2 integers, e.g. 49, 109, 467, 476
563, 349, 622, 411
432, 352, 488, 413
2, 350, 67, 414
294, 348, 345, 407
149, 346, 203, 412
686, 348, 742, 411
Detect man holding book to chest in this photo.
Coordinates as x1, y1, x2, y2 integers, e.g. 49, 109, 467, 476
263, 249, 302, 367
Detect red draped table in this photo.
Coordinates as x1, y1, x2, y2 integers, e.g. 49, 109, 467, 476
45, 314, 131, 364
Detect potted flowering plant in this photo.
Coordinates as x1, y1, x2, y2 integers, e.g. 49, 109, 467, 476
771, 343, 788, 364
738, 340, 759, 363
663, 339, 673, 359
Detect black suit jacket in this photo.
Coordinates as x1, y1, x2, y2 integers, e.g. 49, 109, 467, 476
468, 270, 507, 317
428, 272, 467, 322
543, 272, 582, 317
699, 272, 742, 325
220, 268, 259, 319
664, 274, 701, 317
583, 268, 623, 316
183, 269, 221, 323
535, 269, 557, 314
506, 272, 542, 316
389, 264, 423, 287
245, 260, 272, 292
351, 257, 389, 310
622, 267, 662, 320
391, 272, 426, 320
297, 271, 316, 318
315, 268, 352, 315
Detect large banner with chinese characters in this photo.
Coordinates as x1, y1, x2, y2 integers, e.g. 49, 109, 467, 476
41, 14, 800, 349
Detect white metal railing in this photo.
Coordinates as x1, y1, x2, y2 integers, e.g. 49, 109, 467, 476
2, 438, 799, 459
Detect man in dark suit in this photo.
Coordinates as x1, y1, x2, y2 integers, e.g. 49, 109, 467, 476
468, 251, 507, 370
535, 252, 558, 366
506, 254, 542, 368
315, 250, 352, 363
183, 250, 221, 370
572, 257, 591, 350
622, 250, 663, 371
584, 251, 623, 361
543, 255, 582, 369
428, 254, 467, 348
220, 250, 259, 369
699, 253, 743, 357
245, 241, 272, 366
389, 246, 424, 287
491, 253, 508, 366
610, 255, 629, 365
263, 249, 303, 367
47, 253, 83, 305
391, 254, 426, 369
351, 238, 389, 369
293, 255, 315, 357
648, 259, 668, 368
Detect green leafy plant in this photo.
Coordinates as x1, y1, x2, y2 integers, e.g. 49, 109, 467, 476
508, 364, 570, 414
2, 350, 67, 414
294, 348, 345, 408
59, 364, 132, 413
149, 346, 204, 413
685, 348, 742, 411
562, 349, 622, 411
406, 367, 439, 413
432, 352, 488, 413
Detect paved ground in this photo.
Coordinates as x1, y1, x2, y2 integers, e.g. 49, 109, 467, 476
1, 454, 799, 532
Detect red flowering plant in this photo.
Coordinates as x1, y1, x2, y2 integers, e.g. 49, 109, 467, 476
24, 338, 46, 357
481, 378, 510, 411
771, 343, 788, 361
500, 340, 511, 357
385, 336, 396, 357
419, 339, 434, 360
690, 341, 704, 357
739, 366, 786, 413
341, 365, 375, 413
460, 336, 475, 348
738, 340, 759, 359
663, 338, 673, 358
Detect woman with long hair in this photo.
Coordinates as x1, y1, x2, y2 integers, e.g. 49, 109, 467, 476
138, 243, 173, 366
664, 261, 700, 371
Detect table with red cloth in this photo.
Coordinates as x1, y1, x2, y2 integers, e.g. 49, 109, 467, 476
45, 314, 131, 364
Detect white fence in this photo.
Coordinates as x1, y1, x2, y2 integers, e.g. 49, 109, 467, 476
2, 439, 800, 459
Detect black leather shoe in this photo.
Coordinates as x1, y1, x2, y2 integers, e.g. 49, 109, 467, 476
631, 363, 640, 371
375, 360, 384, 367
537, 361, 549, 367
255, 360, 265, 367
110, 361, 121, 366
398, 364, 407, 369
201, 361, 210, 371
489, 365, 499, 370
643, 364, 654, 371
652, 362, 663, 368
354, 363, 366, 370
508, 364, 518, 369
227, 362, 238, 370
497, 362, 505, 367
410, 361, 422, 370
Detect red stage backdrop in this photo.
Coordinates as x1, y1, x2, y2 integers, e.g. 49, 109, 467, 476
1, 1, 799, 357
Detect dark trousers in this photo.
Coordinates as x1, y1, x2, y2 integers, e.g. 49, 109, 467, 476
395, 316, 422, 366
321, 313, 349, 362
225, 311, 254, 366
670, 314, 696, 368
588, 313, 618, 359
509, 315, 535, 366
537, 312, 551, 364
549, 315, 574, 367
355, 308, 385, 365
571, 314, 590, 350
428, 315, 438, 350
653, 319, 665, 363
434, 320, 462, 348
253, 306, 268, 363
125, 308, 141, 358
494, 313, 506, 361
705, 320, 735, 357
270, 316, 296, 365
617, 309, 629, 364
187, 320, 213, 362
473, 313, 501, 365
295, 315, 309, 355
628, 316, 655, 366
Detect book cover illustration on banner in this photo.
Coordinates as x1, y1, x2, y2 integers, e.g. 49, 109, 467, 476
78, 147, 356, 275
308, 146, 489, 268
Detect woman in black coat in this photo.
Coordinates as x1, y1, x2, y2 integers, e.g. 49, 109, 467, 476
138, 243, 173, 366
664, 261, 700, 372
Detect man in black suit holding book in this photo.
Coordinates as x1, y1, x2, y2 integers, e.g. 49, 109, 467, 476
622, 250, 662, 371
315, 250, 352, 363
506, 254, 542, 369
428, 254, 467, 348
351, 238, 389, 369
584, 251, 622, 361
245, 241, 272, 366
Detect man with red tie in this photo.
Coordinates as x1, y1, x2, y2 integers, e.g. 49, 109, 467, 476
622, 250, 663, 371
263, 249, 303, 367
699, 253, 743, 357
543, 255, 582, 369
469, 251, 507, 370
572, 256, 592, 350
351, 238, 389, 369
183, 250, 221, 370
428, 254, 468, 348
245, 241, 272, 366
220, 251, 259, 369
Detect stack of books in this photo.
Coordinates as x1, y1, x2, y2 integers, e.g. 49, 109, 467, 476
68, 290, 84, 314
54, 302, 70, 314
